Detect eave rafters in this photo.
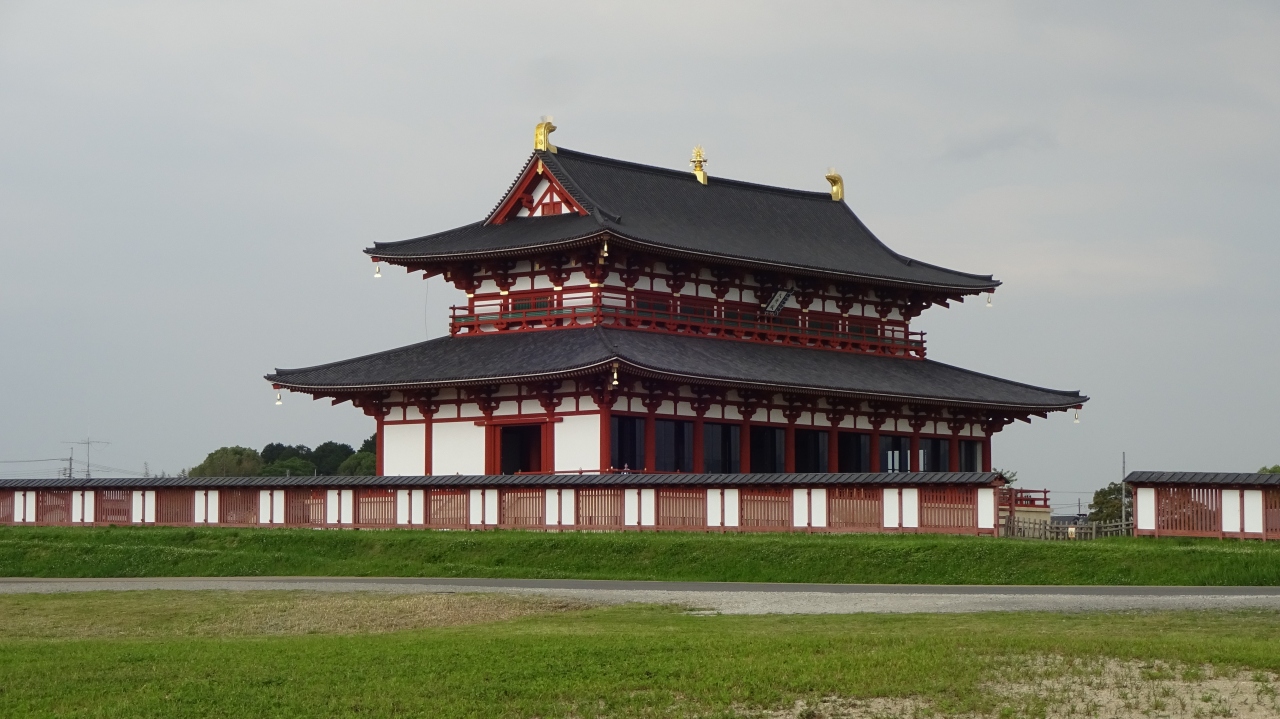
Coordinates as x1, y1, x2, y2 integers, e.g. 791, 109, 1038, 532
372, 232, 989, 303
272, 359, 1082, 422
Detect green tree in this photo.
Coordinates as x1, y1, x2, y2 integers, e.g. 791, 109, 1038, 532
189, 447, 262, 477
337, 451, 376, 476
312, 441, 355, 475
262, 443, 312, 466
1088, 481, 1131, 523
993, 468, 1017, 485
260, 456, 317, 477
359, 434, 376, 455
1259, 465, 1280, 474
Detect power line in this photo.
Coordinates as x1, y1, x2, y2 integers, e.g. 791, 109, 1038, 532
62, 438, 109, 479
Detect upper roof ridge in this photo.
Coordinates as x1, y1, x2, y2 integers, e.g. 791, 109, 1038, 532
549, 146, 837, 201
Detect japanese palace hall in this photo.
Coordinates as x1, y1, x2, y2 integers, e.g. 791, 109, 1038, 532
267, 121, 1087, 481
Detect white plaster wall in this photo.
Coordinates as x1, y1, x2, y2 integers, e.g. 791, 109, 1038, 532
207, 490, 219, 524
434, 421, 487, 475
977, 488, 996, 529
133, 491, 146, 523
901, 488, 919, 528
811, 488, 827, 528
327, 490, 341, 524
1244, 490, 1264, 534
397, 490, 411, 524
411, 490, 426, 524
1136, 488, 1156, 530
707, 489, 722, 527
272, 490, 286, 524
556, 414, 600, 472
561, 488, 575, 525
84, 490, 96, 523
724, 488, 740, 527
1222, 489, 1241, 533
640, 488, 656, 526
469, 489, 484, 525
545, 489, 560, 525
383, 424, 427, 476
624, 489, 640, 526
260, 490, 272, 525
792, 488, 808, 527
193, 491, 205, 523
883, 488, 900, 528
484, 489, 499, 525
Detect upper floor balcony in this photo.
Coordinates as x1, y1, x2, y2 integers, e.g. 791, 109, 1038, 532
451, 290, 926, 359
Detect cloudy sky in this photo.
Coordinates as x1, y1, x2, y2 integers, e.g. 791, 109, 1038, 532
2, 2, 1276, 508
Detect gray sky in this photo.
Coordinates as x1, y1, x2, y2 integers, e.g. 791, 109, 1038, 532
2, 2, 1276, 510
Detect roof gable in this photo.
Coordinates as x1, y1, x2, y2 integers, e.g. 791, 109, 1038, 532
487, 156, 589, 225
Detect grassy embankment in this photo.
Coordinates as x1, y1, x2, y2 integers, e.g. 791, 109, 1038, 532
2, 591, 1280, 717
3, 525, 1280, 584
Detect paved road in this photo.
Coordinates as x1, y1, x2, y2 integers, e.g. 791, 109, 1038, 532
4, 577, 1280, 614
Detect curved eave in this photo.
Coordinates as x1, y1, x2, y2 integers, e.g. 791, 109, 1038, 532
365, 228, 1000, 294
267, 360, 1085, 414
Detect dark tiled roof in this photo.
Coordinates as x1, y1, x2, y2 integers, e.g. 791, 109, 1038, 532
0, 472, 999, 491
368, 148, 998, 292
1125, 471, 1280, 487
266, 327, 1086, 411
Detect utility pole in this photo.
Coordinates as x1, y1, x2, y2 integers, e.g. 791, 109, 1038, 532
67, 448, 74, 479
63, 437, 109, 479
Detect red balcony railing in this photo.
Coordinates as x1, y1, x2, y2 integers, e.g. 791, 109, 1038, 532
450, 292, 926, 359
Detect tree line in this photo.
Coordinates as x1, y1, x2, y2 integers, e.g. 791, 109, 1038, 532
189, 435, 376, 477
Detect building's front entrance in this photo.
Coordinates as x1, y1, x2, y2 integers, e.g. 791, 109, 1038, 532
499, 424, 543, 475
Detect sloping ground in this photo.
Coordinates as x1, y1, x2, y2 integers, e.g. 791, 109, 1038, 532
4, 526, 1280, 585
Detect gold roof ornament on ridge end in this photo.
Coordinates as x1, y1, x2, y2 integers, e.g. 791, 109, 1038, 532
534, 116, 557, 153
825, 168, 844, 201
690, 145, 708, 185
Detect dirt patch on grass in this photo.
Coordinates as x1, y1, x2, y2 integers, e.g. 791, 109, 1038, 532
0, 590, 591, 639
762, 657, 1280, 718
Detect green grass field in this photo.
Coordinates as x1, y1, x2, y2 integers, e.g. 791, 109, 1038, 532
2, 591, 1279, 718
3, 525, 1280, 585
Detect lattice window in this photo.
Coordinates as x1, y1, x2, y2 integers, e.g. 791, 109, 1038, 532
1265, 489, 1280, 538
501, 489, 545, 527
94, 490, 131, 523
219, 489, 258, 524
657, 488, 706, 527
740, 488, 791, 527
828, 487, 882, 529
0, 491, 12, 523
429, 489, 468, 527
36, 491, 72, 524
156, 489, 194, 524
577, 488, 624, 527
356, 488, 396, 525
919, 487, 976, 529
1155, 487, 1220, 535
285, 489, 326, 526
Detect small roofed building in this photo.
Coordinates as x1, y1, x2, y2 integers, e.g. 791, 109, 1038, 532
1126, 472, 1280, 539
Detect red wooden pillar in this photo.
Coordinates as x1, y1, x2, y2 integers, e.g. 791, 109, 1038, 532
909, 432, 921, 472
644, 411, 657, 472
541, 418, 555, 472
981, 436, 992, 472
784, 423, 796, 473
869, 426, 881, 473
599, 402, 613, 473
740, 417, 752, 473
949, 436, 960, 472
827, 427, 840, 472
424, 419, 433, 475
692, 416, 706, 473
484, 424, 500, 474
376, 414, 385, 477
